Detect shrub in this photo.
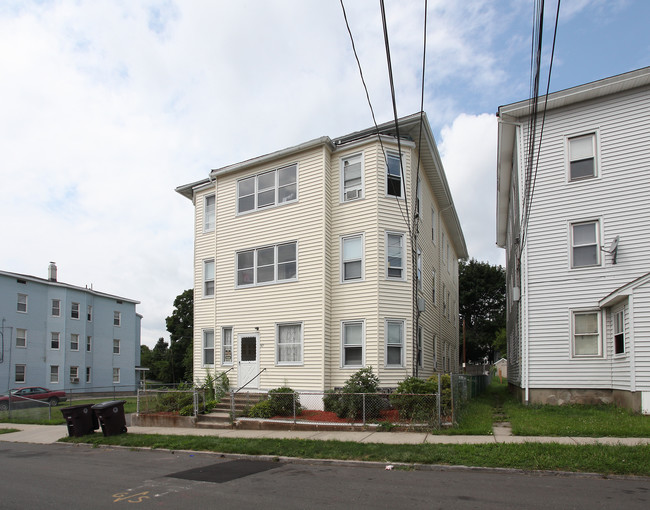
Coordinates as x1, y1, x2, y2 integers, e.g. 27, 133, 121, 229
268, 387, 301, 416
390, 376, 438, 421
179, 403, 195, 416
155, 389, 193, 413
323, 390, 341, 413
248, 400, 274, 419
334, 367, 383, 420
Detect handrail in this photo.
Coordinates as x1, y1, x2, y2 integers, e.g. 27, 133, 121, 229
234, 368, 267, 394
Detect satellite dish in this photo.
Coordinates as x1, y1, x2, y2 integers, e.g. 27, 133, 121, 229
601, 235, 620, 264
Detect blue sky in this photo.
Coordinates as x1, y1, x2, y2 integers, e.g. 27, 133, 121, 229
1, 0, 648, 347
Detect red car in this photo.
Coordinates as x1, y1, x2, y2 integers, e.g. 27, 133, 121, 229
0, 386, 67, 411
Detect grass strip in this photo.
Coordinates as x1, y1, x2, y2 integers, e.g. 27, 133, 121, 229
60, 433, 650, 477
0, 398, 138, 426
0, 428, 20, 435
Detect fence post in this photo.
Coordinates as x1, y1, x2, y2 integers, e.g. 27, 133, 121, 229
293, 392, 297, 424
437, 374, 441, 429
230, 391, 235, 423
450, 375, 455, 425
136, 388, 140, 414
362, 393, 366, 426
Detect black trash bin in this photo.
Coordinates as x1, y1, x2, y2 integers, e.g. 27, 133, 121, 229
92, 400, 127, 436
61, 404, 99, 437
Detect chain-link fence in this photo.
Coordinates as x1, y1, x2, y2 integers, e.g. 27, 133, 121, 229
451, 373, 491, 425
136, 387, 207, 417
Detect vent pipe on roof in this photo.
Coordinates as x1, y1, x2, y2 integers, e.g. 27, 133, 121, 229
48, 262, 57, 282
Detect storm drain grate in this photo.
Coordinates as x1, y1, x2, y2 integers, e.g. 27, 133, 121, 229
167, 460, 282, 484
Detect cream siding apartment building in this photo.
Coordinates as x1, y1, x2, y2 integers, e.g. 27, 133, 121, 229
496, 67, 650, 413
178, 113, 467, 392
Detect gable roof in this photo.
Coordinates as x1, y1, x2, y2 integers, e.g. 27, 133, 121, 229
599, 271, 650, 308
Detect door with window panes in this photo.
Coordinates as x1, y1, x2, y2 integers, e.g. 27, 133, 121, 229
238, 334, 259, 388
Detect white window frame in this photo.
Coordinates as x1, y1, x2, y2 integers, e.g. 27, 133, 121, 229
113, 367, 120, 384
417, 326, 423, 368
433, 334, 438, 370
614, 309, 625, 356
50, 365, 59, 384
432, 269, 437, 306
276, 322, 303, 365
51, 332, 60, 350
386, 232, 406, 280
51, 299, 61, 317
87, 305, 92, 322
86, 367, 92, 384
113, 339, 120, 355
571, 309, 602, 358
70, 366, 79, 382
71, 302, 79, 319
385, 319, 404, 368
15, 364, 26, 383
385, 151, 404, 198
431, 208, 436, 244
114, 311, 122, 327
70, 334, 79, 351
236, 241, 297, 288
341, 320, 365, 368
341, 153, 364, 202
221, 327, 233, 365
17, 293, 27, 313
86, 336, 92, 352
570, 220, 601, 269
203, 259, 215, 297
567, 131, 599, 182
341, 233, 364, 283
417, 248, 422, 290
203, 329, 214, 366
203, 194, 216, 232
237, 163, 298, 214
16, 328, 26, 348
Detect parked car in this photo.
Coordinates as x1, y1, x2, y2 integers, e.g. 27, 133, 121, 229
0, 387, 67, 411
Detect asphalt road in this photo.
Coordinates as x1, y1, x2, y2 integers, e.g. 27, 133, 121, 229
0, 442, 648, 509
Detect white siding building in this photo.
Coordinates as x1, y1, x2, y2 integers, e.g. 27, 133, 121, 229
177, 113, 467, 392
496, 67, 650, 413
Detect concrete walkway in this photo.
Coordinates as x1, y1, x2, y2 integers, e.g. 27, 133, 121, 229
1, 422, 649, 446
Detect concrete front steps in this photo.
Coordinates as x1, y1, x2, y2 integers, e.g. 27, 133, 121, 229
195, 392, 267, 429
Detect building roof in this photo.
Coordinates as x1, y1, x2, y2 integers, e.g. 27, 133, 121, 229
0, 269, 140, 305
176, 112, 468, 259
496, 66, 650, 248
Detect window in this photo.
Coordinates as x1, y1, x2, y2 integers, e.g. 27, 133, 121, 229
417, 327, 423, 368
113, 368, 120, 384
15, 364, 26, 383
342, 321, 364, 367
341, 234, 363, 282
86, 367, 91, 384
614, 310, 625, 355
16, 328, 26, 348
113, 339, 120, 354
417, 249, 422, 290
70, 366, 79, 382
17, 294, 27, 313
236, 242, 297, 287
432, 269, 437, 305
50, 365, 59, 384
416, 176, 422, 217
572, 311, 601, 357
51, 299, 61, 317
71, 302, 79, 319
431, 208, 436, 243
222, 327, 233, 365
87, 305, 92, 321
203, 330, 214, 365
433, 335, 438, 370
51, 332, 60, 349
71, 334, 79, 351
113, 311, 121, 326
568, 133, 597, 181
277, 323, 302, 365
386, 233, 405, 279
86, 336, 92, 352
237, 164, 297, 213
446, 290, 451, 320
571, 221, 600, 268
385, 319, 404, 367
204, 194, 216, 232
386, 153, 402, 197
341, 154, 363, 201
441, 233, 446, 265
442, 283, 447, 317
204, 259, 215, 297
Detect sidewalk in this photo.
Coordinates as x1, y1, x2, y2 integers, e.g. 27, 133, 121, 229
1, 422, 649, 446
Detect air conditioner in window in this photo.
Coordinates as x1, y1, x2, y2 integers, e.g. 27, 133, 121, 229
345, 189, 361, 201
70, 377, 79, 383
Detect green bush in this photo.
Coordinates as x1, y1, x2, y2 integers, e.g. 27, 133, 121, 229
248, 400, 274, 419
179, 404, 195, 416
155, 390, 194, 413
323, 390, 341, 413
333, 367, 383, 420
268, 387, 300, 417
390, 376, 438, 421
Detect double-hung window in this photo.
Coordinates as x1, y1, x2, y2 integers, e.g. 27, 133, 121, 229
114, 311, 122, 326
50, 365, 59, 384
71, 302, 79, 319
71, 334, 79, 351
113, 339, 120, 355
385, 319, 404, 367
342, 234, 363, 282
113, 368, 120, 384
386, 153, 403, 197
432, 269, 437, 305
277, 323, 302, 365
203, 259, 215, 297
614, 310, 625, 355
341, 154, 363, 201
51, 332, 60, 349
87, 305, 92, 321
342, 321, 364, 367
204, 194, 216, 232
222, 327, 233, 365
86, 367, 92, 383
70, 366, 79, 382
51, 299, 60, 317
236, 242, 297, 287
386, 232, 405, 279
568, 133, 597, 181
203, 330, 214, 365
86, 336, 92, 352
431, 208, 436, 243
15, 365, 26, 383
417, 327, 423, 368
237, 164, 297, 213
571, 221, 600, 268
572, 310, 601, 357
17, 294, 27, 313
16, 328, 26, 348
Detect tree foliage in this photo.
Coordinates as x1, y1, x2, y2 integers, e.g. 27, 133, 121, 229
458, 258, 506, 363
165, 289, 194, 383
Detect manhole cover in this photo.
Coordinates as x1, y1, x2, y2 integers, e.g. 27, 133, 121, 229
168, 460, 282, 484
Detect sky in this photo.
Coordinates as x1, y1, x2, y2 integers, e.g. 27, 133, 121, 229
1, 0, 648, 347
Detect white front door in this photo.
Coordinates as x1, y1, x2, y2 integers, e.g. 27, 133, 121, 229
238, 334, 260, 389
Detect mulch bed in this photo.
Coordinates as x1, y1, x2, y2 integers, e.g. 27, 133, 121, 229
271, 409, 401, 423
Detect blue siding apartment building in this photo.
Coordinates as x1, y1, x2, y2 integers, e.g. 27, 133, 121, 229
0, 263, 141, 393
